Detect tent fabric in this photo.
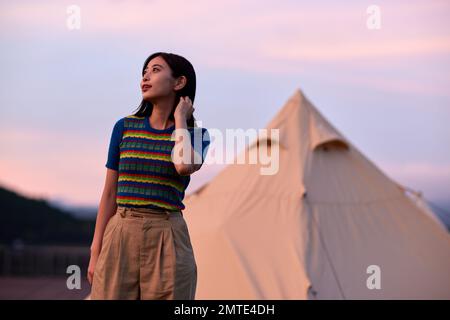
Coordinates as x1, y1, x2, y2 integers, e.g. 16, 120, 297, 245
399, 185, 449, 232
183, 89, 450, 299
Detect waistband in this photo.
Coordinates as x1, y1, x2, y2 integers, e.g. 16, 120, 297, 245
116, 206, 183, 219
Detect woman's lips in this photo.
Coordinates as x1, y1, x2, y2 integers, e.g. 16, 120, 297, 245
142, 85, 152, 92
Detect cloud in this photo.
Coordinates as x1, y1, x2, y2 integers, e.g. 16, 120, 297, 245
314, 70, 450, 98
263, 37, 450, 62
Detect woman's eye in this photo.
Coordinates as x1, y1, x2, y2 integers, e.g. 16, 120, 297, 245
143, 68, 158, 76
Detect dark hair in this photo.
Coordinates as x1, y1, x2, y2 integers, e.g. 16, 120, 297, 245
132, 52, 197, 128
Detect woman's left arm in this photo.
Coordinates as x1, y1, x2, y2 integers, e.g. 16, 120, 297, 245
172, 113, 202, 176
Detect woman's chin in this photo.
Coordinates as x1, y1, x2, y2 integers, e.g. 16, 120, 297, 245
142, 93, 155, 102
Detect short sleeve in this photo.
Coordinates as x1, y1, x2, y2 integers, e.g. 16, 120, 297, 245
189, 127, 211, 169
105, 118, 125, 171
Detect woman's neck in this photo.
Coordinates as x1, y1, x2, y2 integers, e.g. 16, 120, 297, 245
149, 98, 175, 130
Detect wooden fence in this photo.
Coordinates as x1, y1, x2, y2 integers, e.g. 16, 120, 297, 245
0, 244, 90, 276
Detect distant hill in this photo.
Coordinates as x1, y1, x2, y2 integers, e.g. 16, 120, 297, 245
427, 200, 450, 232
0, 185, 95, 246
46, 199, 98, 219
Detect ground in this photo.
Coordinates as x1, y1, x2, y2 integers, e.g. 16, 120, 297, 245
0, 276, 91, 300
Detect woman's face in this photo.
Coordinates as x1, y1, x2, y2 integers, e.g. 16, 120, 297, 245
141, 56, 176, 102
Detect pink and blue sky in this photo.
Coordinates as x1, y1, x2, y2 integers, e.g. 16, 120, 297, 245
0, 0, 449, 208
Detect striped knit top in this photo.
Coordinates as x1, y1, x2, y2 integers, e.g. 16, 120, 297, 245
105, 115, 210, 211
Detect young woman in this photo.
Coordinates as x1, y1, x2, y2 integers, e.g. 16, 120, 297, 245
87, 52, 210, 300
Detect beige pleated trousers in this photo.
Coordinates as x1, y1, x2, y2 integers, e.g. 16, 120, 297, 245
90, 206, 197, 300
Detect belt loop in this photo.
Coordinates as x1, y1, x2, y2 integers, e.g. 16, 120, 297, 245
119, 207, 126, 218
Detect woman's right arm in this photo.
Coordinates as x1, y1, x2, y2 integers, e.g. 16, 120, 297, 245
87, 168, 118, 284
